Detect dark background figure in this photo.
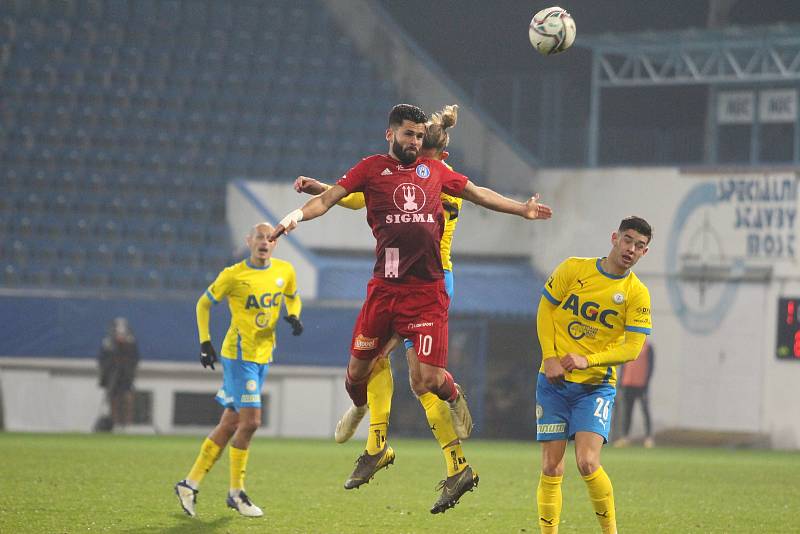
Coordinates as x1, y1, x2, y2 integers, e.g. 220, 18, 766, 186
614, 340, 655, 448
97, 317, 139, 431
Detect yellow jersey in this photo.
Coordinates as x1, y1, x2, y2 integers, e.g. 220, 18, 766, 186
337, 172, 462, 271
438, 192, 461, 271
197, 258, 301, 364
537, 257, 651, 386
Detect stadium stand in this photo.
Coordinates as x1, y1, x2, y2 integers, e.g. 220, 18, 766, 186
0, 0, 397, 291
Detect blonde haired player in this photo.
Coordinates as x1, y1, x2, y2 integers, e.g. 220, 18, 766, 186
535, 216, 652, 534
174, 222, 303, 518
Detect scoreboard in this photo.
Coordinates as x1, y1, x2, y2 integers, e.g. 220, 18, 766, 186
776, 297, 800, 360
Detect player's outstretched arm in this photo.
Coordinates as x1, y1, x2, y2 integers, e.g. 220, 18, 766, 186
269, 184, 349, 241
460, 181, 553, 220
294, 176, 366, 210
293, 176, 328, 195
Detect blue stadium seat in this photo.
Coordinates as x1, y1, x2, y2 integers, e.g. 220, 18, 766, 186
53, 264, 80, 288
7, 238, 30, 263
1, 263, 20, 287
79, 265, 113, 288
104, 0, 129, 23
137, 268, 164, 290
57, 239, 88, 268
20, 263, 54, 287
0, 16, 16, 42
130, 0, 157, 25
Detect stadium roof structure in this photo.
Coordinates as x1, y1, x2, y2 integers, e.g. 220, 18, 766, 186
576, 24, 800, 165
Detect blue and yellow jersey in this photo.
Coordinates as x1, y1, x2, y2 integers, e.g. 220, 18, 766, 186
537, 257, 651, 386
337, 172, 462, 271
196, 258, 301, 364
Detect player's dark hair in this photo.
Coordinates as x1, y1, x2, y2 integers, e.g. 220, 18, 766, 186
388, 104, 428, 128
619, 216, 653, 243
423, 104, 458, 153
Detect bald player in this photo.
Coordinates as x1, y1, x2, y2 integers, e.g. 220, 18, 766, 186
174, 222, 303, 518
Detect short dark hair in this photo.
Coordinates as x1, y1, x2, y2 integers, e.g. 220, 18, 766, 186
619, 216, 653, 243
388, 104, 428, 128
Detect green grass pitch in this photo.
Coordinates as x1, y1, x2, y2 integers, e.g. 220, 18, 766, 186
0, 432, 798, 533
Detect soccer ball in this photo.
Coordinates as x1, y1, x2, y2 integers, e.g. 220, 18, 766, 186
529, 6, 576, 56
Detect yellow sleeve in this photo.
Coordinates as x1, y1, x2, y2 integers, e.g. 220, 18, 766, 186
283, 265, 302, 317
542, 258, 573, 304
197, 268, 234, 343
586, 331, 647, 367
625, 284, 653, 334
337, 192, 366, 210
313, 181, 364, 209
206, 267, 235, 303
537, 259, 577, 360
439, 194, 461, 271
536, 296, 558, 360
196, 293, 212, 343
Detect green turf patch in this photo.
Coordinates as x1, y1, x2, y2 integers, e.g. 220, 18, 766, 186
0, 433, 797, 532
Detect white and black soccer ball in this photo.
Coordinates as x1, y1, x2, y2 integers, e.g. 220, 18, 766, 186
529, 6, 576, 56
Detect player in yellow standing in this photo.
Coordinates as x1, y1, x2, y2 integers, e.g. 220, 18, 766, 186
294, 105, 474, 513
174, 222, 303, 518
535, 216, 653, 534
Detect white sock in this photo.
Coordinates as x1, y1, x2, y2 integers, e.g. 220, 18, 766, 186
184, 479, 199, 490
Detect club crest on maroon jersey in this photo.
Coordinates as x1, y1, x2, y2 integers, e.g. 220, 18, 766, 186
416, 164, 430, 178
392, 183, 427, 213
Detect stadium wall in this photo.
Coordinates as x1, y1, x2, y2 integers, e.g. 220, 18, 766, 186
533, 167, 800, 449
0, 357, 353, 438
0, 294, 358, 363
0, 293, 501, 439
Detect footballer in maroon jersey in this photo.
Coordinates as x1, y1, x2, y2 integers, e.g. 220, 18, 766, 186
271, 103, 551, 408
336, 154, 467, 282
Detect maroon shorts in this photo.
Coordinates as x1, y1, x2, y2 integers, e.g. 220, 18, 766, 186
349, 277, 450, 368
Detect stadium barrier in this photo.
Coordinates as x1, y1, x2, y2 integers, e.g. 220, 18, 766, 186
0, 356, 356, 438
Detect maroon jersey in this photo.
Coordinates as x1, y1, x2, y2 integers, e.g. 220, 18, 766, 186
337, 154, 468, 281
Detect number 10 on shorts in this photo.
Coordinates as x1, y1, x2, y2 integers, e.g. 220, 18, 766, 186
417, 334, 432, 356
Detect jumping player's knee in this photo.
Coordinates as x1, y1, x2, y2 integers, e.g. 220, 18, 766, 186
347, 357, 373, 383
407, 363, 434, 396
408, 377, 429, 398
425, 369, 457, 402
421, 373, 442, 396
